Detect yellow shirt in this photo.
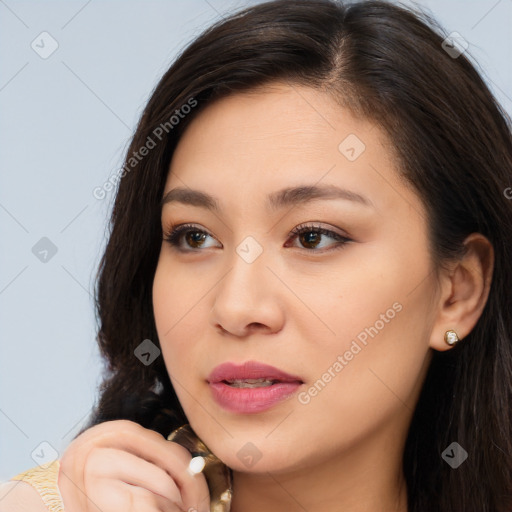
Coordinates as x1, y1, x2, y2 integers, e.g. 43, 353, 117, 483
10, 460, 63, 512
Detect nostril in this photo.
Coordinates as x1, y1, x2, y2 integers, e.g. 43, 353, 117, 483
248, 322, 266, 329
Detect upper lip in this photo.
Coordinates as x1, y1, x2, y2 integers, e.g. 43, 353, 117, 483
207, 360, 304, 384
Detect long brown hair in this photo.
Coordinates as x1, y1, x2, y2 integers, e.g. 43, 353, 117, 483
79, 1, 512, 510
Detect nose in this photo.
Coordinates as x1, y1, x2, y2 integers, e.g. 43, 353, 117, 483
209, 247, 285, 338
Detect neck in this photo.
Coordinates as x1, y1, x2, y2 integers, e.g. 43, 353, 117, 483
229, 424, 409, 512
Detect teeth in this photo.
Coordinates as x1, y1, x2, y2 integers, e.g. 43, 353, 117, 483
227, 378, 275, 388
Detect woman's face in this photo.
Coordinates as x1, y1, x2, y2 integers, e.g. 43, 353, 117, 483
153, 82, 439, 474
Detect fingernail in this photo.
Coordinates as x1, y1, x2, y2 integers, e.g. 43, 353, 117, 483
186, 456, 206, 476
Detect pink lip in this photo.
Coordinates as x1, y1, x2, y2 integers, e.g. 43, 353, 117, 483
207, 361, 303, 383
207, 361, 304, 414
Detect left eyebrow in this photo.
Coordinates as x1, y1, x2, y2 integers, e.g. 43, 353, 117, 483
160, 183, 374, 212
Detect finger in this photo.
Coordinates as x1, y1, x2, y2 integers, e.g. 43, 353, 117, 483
93, 479, 186, 512
85, 448, 183, 507
58, 460, 91, 512
76, 421, 211, 511
128, 484, 189, 512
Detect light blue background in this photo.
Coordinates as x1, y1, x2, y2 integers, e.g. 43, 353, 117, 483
1, 0, 511, 479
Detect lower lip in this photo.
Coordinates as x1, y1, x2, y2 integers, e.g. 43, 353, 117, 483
208, 381, 302, 414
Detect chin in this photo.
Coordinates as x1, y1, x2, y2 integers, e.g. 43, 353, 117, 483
204, 435, 303, 475
223, 454, 293, 474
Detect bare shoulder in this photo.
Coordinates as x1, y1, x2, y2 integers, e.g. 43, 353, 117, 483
0, 481, 48, 512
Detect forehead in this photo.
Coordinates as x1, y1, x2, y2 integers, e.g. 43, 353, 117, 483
171, 85, 367, 176
171, 83, 350, 168
164, 82, 422, 222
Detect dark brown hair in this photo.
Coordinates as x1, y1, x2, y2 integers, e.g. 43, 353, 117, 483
78, 1, 512, 510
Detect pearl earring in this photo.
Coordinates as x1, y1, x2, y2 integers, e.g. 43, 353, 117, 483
445, 329, 460, 346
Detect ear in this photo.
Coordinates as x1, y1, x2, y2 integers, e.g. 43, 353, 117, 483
429, 233, 494, 351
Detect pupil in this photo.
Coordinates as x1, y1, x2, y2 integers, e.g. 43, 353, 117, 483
187, 231, 206, 247
301, 231, 319, 248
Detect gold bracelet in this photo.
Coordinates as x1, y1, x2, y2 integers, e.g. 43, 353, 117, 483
10, 460, 64, 512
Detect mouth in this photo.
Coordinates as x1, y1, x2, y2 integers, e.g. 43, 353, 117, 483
207, 360, 304, 386
206, 361, 304, 414
222, 378, 284, 388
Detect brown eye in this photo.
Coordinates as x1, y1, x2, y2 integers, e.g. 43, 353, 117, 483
163, 224, 220, 251
297, 230, 322, 249
184, 230, 207, 248
287, 224, 351, 252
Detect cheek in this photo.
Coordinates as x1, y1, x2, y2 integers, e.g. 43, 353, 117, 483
294, 237, 428, 351
153, 258, 188, 366
152, 254, 208, 337
289, 292, 432, 466
295, 239, 434, 409
152, 256, 215, 387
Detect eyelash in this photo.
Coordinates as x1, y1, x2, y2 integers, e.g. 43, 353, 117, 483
163, 222, 352, 253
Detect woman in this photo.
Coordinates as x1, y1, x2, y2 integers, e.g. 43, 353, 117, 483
2, 0, 511, 510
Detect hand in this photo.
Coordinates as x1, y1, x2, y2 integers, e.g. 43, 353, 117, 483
58, 419, 210, 512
